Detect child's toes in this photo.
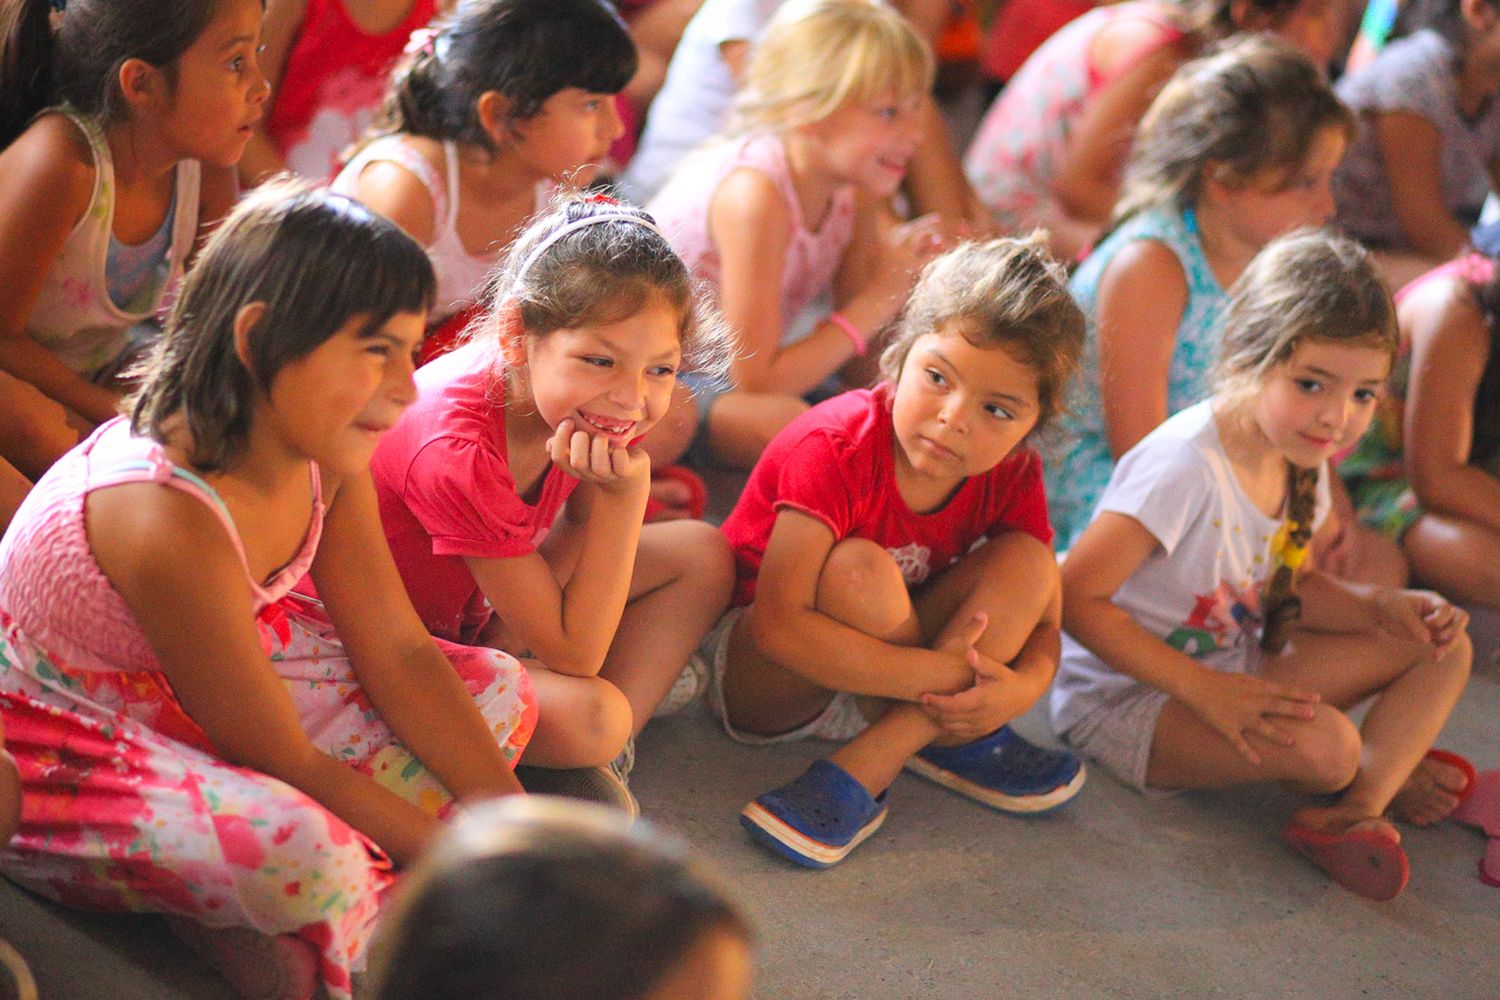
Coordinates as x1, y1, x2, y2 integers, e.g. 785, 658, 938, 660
1390, 755, 1470, 825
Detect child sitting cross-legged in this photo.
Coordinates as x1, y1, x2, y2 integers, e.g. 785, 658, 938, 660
713, 236, 1088, 869
1057, 231, 1475, 902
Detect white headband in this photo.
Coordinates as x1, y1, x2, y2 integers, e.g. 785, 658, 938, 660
513, 212, 667, 284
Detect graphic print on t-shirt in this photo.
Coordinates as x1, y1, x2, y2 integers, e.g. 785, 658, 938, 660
1163, 580, 1262, 657
886, 541, 933, 586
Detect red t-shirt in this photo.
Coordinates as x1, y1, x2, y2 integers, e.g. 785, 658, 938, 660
720, 383, 1054, 607
370, 343, 577, 642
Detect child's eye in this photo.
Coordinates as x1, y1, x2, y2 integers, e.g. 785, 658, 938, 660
648, 364, 677, 377
581, 356, 613, 368
984, 403, 1014, 420
1354, 387, 1380, 403
365, 344, 391, 359
1294, 378, 1322, 393
229, 56, 245, 72
924, 368, 947, 387
874, 105, 900, 121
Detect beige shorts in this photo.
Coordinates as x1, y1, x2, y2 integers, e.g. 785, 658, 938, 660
701, 607, 870, 746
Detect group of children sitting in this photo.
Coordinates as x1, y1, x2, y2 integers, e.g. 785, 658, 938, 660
0, 0, 1495, 997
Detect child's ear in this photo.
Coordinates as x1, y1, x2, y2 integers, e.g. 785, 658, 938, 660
117, 58, 166, 115
1461, 0, 1500, 30
231, 303, 269, 372
476, 91, 516, 147
494, 299, 528, 367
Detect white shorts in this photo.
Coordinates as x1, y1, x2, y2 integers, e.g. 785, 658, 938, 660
701, 607, 870, 746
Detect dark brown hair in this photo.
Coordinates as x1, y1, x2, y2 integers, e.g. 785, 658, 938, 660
129, 181, 434, 472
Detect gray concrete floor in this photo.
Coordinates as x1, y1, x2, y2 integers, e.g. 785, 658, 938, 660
3, 657, 1496, 999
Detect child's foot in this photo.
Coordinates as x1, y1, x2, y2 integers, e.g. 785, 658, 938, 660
1283, 808, 1408, 902
515, 757, 640, 821
166, 917, 319, 1000
904, 725, 1085, 814
740, 759, 888, 869
1388, 749, 1476, 826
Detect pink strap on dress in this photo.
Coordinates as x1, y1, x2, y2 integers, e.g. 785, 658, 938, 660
86, 440, 325, 607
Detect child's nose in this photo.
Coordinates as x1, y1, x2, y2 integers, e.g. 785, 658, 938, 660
608, 372, 645, 411
603, 97, 627, 144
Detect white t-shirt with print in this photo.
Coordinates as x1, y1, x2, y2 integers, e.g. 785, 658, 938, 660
1050, 400, 1331, 737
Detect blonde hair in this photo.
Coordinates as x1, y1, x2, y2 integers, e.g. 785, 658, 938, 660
729, 0, 933, 135
880, 235, 1085, 433
1113, 34, 1352, 224
1214, 229, 1396, 404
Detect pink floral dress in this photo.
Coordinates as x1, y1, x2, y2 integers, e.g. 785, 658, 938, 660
0, 419, 536, 998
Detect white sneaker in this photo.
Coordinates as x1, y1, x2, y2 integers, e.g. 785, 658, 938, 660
515, 761, 639, 821
651, 653, 709, 719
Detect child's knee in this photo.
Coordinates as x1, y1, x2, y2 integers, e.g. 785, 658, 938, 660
575, 679, 634, 764
1286, 706, 1361, 793
817, 538, 910, 634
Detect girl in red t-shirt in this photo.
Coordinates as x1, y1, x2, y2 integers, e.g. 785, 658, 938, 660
369, 194, 738, 815
716, 236, 1088, 868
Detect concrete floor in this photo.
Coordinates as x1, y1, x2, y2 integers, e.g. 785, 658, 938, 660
2, 636, 1496, 999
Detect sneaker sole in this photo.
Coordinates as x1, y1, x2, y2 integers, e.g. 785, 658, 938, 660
903, 756, 1086, 815
515, 765, 641, 822
739, 801, 887, 869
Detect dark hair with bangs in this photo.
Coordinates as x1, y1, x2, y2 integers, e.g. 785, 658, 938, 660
368, 0, 636, 152
129, 181, 435, 473
0, 0, 226, 148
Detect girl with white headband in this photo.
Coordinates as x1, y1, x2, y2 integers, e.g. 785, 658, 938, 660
365, 194, 738, 815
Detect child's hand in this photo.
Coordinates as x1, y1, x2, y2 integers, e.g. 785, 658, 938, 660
868, 213, 949, 300
545, 418, 650, 494
1180, 668, 1321, 765
1372, 589, 1468, 651
919, 613, 1034, 740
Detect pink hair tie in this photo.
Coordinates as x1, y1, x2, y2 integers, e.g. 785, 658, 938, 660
403, 27, 437, 57
828, 311, 866, 356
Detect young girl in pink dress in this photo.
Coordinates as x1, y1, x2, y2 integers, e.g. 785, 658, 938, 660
0, 185, 536, 1000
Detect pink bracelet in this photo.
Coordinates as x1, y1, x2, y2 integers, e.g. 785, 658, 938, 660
827, 311, 867, 356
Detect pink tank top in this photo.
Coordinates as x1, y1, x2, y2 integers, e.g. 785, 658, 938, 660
646, 131, 857, 329
0, 418, 324, 677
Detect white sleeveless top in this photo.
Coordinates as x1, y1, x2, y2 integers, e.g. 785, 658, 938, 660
26, 107, 201, 377
333, 135, 552, 322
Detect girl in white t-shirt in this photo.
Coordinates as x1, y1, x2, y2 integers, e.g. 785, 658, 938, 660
1056, 230, 1476, 902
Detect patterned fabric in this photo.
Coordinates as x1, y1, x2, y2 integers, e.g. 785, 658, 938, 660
963, 3, 1184, 236
1044, 205, 1227, 549
647, 131, 857, 331
25, 108, 200, 378
1334, 30, 1500, 250
1340, 253, 1500, 537
333, 136, 553, 323
264, 0, 437, 181
0, 420, 536, 997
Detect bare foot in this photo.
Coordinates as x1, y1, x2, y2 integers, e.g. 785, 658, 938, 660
1289, 805, 1400, 844
1388, 755, 1469, 826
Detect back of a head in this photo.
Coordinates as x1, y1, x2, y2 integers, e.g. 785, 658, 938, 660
1113, 34, 1351, 224
1183, 0, 1324, 44
730, 0, 933, 135
370, 0, 637, 150
369, 798, 751, 1000
0, 0, 221, 148
1214, 229, 1397, 400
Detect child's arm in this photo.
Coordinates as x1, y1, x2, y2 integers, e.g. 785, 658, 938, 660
711, 176, 931, 395
344, 157, 439, 249
745, 509, 976, 700
88, 484, 441, 866
1063, 511, 1322, 763
1293, 568, 1468, 650
309, 471, 522, 801
1402, 278, 1500, 534
1372, 112, 1470, 261
0, 117, 121, 425
464, 419, 649, 677
1094, 240, 1190, 458
1052, 35, 1184, 228
904, 101, 991, 235
238, 0, 309, 186
921, 562, 1063, 743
